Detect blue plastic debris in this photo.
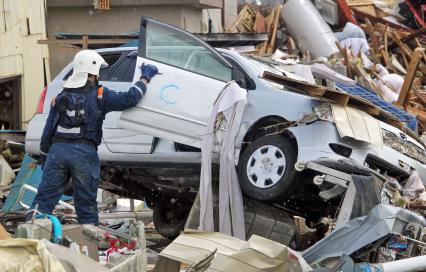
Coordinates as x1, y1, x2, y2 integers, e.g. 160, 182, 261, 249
2, 154, 72, 211
336, 83, 418, 131
35, 213, 63, 243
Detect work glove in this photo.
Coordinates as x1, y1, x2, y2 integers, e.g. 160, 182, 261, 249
140, 63, 158, 83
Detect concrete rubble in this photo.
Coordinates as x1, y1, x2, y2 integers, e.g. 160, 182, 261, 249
1, 0, 426, 271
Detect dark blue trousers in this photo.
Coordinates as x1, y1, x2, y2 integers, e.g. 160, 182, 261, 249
30, 142, 100, 224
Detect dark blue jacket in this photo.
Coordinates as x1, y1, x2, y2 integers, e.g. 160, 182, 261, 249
40, 80, 146, 154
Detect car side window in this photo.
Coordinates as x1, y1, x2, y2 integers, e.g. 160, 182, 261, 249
98, 53, 122, 80
63, 52, 122, 80
145, 22, 232, 82
107, 56, 137, 82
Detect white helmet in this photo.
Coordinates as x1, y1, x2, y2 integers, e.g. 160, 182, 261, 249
63, 50, 108, 88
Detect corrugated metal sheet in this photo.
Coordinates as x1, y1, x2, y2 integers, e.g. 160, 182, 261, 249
0, 0, 50, 128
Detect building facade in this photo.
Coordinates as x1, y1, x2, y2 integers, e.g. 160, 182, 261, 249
0, 0, 50, 129
46, 0, 236, 77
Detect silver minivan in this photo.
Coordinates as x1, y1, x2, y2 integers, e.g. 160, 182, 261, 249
26, 18, 426, 239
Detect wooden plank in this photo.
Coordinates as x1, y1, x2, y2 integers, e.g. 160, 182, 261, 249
353, 8, 412, 31
390, 31, 426, 75
396, 48, 424, 107
353, 6, 376, 17
415, 38, 426, 64
335, 41, 353, 78
262, 71, 326, 96
323, 91, 350, 106
383, 26, 390, 63
226, 4, 255, 33
388, 28, 426, 50
365, 18, 380, 63
345, 0, 372, 6
82, 34, 88, 49
266, 4, 282, 55
390, 31, 414, 57
348, 97, 381, 116
254, 11, 266, 33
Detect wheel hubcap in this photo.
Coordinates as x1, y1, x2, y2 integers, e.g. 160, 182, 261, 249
246, 145, 286, 189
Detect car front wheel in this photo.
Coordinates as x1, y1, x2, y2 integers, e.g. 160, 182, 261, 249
237, 135, 297, 201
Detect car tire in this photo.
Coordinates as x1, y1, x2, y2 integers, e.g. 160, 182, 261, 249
237, 135, 297, 201
152, 198, 189, 240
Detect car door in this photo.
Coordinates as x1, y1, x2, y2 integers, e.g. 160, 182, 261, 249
119, 18, 233, 148
101, 51, 154, 154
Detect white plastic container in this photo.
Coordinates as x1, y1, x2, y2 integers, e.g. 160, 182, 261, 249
282, 0, 339, 58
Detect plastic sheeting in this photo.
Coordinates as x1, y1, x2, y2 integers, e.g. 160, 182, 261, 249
335, 23, 370, 56
303, 204, 426, 265
0, 238, 65, 272
374, 65, 404, 103
403, 171, 426, 201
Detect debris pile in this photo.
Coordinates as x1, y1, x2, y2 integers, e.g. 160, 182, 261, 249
226, 3, 282, 55
229, 0, 426, 136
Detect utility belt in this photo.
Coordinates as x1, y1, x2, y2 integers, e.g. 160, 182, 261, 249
53, 137, 97, 148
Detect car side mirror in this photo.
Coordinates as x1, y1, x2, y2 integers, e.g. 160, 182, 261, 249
232, 67, 247, 89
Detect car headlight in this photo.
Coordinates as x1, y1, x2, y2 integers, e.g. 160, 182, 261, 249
313, 102, 334, 122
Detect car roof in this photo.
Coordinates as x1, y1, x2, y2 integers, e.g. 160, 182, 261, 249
95, 46, 137, 53
95, 46, 235, 55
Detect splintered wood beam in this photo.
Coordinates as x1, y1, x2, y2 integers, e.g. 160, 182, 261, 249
396, 48, 424, 107
335, 41, 353, 79
262, 71, 326, 96
390, 31, 426, 76
388, 28, 426, 51
266, 4, 282, 55
365, 18, 381, 63
415, 38, 426, 64
390, 31, 413, 57
382, 26, 391, 68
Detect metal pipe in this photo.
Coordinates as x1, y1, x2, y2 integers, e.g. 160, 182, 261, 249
381, 255, 426, 272
98, 210, 153, 220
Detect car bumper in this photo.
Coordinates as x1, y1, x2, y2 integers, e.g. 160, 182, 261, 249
288, 121, 426, 182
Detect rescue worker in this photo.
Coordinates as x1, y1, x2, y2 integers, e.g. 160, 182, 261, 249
27, 50, 158, 224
